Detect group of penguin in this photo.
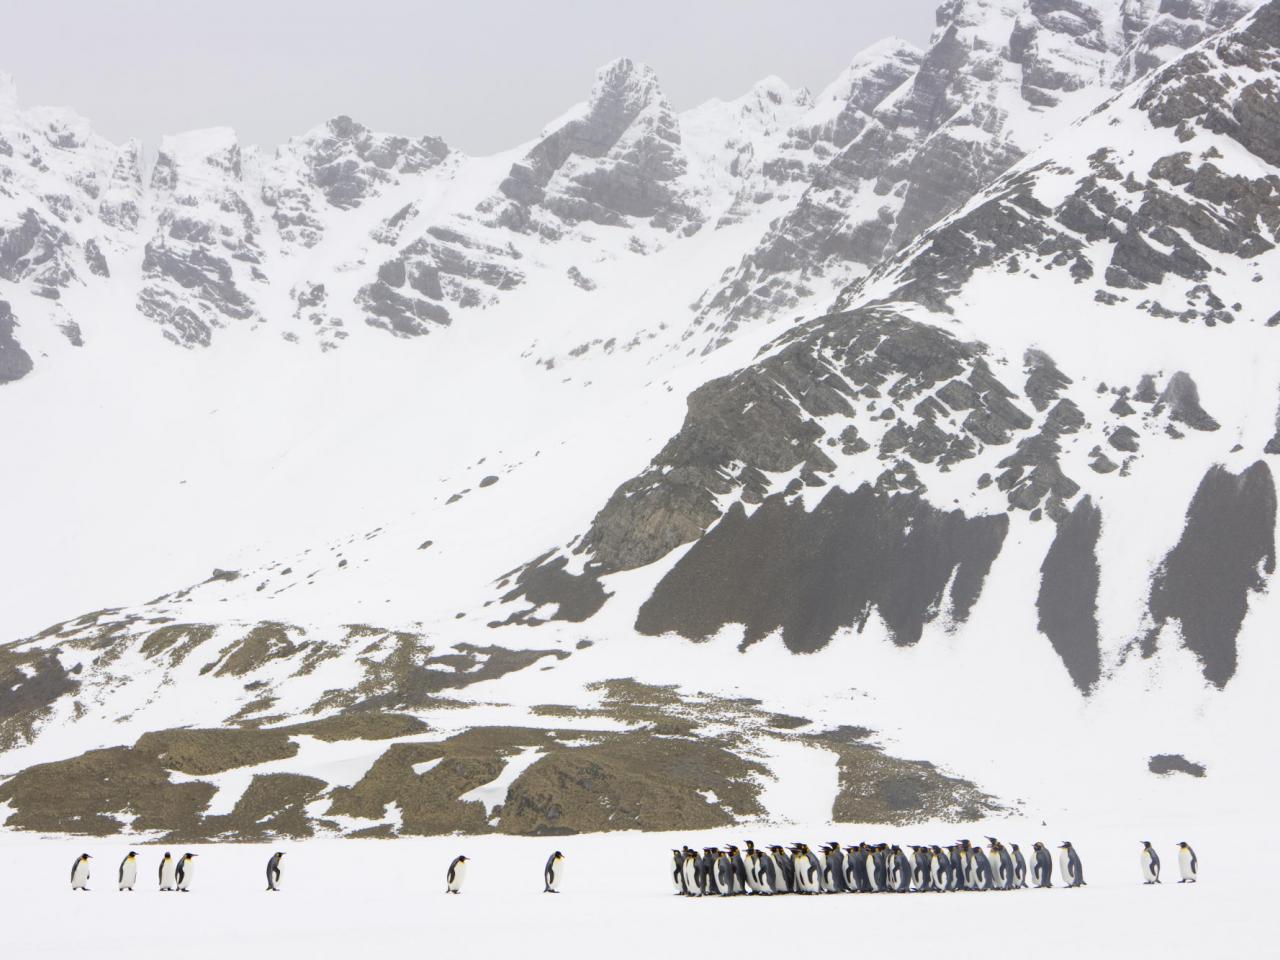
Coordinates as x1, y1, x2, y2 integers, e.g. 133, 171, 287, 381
671, 839, 1200, 896
70, 851, 284, 892
68, 849, 571, 895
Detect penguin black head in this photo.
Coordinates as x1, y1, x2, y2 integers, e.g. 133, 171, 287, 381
80, 853, 90, 860
1141, 841, 1151, 847
553, 851, 564, 859
1058, 842, 1070, 849
127, 851, 137, 859
457, 855, 468, 862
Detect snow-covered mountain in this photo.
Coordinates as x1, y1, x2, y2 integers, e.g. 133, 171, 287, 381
1, 0, 1275, 843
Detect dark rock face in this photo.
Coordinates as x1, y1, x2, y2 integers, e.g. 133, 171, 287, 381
357, 227, 523, 336
1037, 496, 1103, 691
634, 485, 1007, 652
693, 0, 1250, 348
0, 208, 77, 294
264, 116, 449, 247
484, 58, 698, 235
1148, 753, 1207, 777
0, 300, 34, 385
1146, 460, 1276, 687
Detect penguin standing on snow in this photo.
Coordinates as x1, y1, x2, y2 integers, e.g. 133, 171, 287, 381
715, 850, 735, 896
682, 850, 702, 896
446, 855, 467, 894
175, 852, 198, 892
118, 851, 138, 891
1011, 844, 1028, 888
158, 852, 176, 891
1031, 842, 1052, 888
891, 846, 912, 893
70, 853, 91, 891
1177, 842, 1198, 883
1140, 842, 1160, 884
543, 851, 565, 893
972, 843, 995, 890
949, 844, 965, 891
671, 850, 685, 894
1059, 843, 1084, 887
267, 851, 285, 892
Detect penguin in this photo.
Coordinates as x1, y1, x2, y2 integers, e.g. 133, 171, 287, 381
948, 844, 965, 891
543, 851, 565, 893
671, 850, 686, 894
972, 844, 995, 890
1177, 842, 1198, 883
986, 838, 1006, 889
1058, 842, 1084, 887
823, 843, 847, 893
682, 850, 702, 896
1011, 843, 1028, 888
70, 853, 91, 891
793, 845, 820, 894
995, 841, 1015, 891
266, 851, 285, 892
175, 852, 197, 892
158, 851, 176, 892
715, 850, 735, 896
1031, 842, 1052, 888
446, 854, 467, 894
961, 840, 978, 889
700, 848, 719, 895
870, 844, 888, 893
753, 850, 776, 895
930, 846, 947, 891
727, 845, 748, 894
1140, 841, 1160, 884
770, 846, 795, 893
118, 851, 138, 892
892, 846, 912, 893
913, 846, 932, 891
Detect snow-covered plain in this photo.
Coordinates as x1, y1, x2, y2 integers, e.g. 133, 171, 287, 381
3, 812, 1264, 960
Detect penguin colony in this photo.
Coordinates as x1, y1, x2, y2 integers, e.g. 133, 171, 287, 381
669, 839, 1199, 895
61, 841, 1200, 893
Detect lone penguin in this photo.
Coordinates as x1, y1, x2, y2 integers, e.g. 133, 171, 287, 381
1058, 842, 1084, 887
1177, 842, 1198, 883
267, 851, 284, 892
118, 851, 138, 891
446, 855, 468, 894
70, 853, 91, 891
175, 852, 198, 892
1140, 841, 1160, 884
158, 852, 176, 891
1031, 842, 1052, 888
544, 851, 565, 893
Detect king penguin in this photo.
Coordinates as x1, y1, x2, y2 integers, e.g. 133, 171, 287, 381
682, 849, 702, 896
1177, 842, 1198, 883
1140, 841, 1160, 884
544, 851, 565, 893
1010, 843, 1028, 888
1031, 842, 1052, 888
1058, 842, 1084, 887
70, 853, 91, 891
175, 852, 198, 892
158, 851, 176, 891
446, 854, 468, 894
118, 851, 138, 891
267, 851, 285, 892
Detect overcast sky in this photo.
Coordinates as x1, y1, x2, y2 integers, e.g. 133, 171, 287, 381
1, 0, 939, 154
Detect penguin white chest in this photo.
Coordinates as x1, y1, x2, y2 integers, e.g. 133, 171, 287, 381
119, 859, 137, 890
159, 860, 176, 890
448, 861, 467, 892
546, 859, 564, 891
1141, 851, 1157, 881
177, 860, 195, 890
1059, 850, 1071, 880
71, 860, 90, 889
1179, 848, 1197, 880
